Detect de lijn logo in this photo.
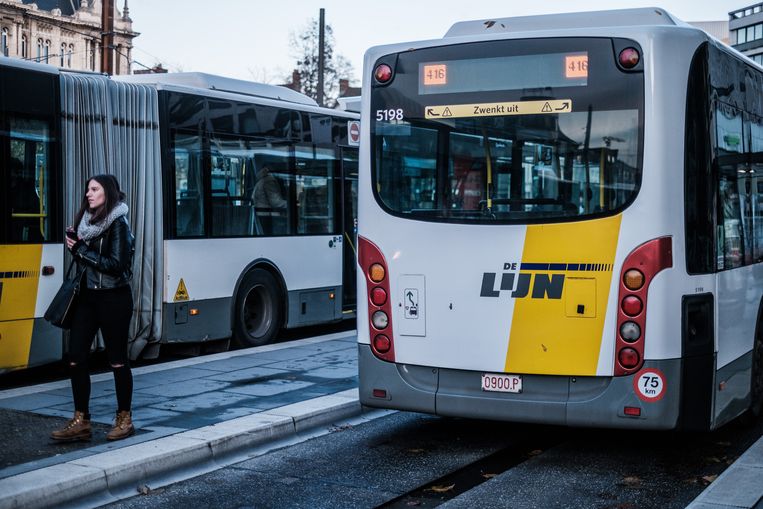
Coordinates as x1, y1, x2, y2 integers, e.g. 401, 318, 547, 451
480, 262, 565, 300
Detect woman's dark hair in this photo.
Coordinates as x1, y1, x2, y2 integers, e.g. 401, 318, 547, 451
73, 174, 125, 229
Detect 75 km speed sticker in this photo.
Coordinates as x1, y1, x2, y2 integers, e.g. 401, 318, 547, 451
633, 368, 666, 402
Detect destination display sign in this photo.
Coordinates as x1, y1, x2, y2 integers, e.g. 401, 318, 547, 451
424, 99, 573, 119
418, 52, 588, 95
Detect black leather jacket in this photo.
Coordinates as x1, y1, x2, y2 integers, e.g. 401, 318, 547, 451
72, 216, 135, 290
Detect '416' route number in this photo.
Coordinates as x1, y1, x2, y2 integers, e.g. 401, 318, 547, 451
376, 108, 404, 121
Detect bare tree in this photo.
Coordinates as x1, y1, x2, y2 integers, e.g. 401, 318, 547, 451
289, 17, 355, 107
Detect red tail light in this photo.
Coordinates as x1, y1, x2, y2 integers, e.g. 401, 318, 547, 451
359, 236, 395, 362
614, 237, 672, 376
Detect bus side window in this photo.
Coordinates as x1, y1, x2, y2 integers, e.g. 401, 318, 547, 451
7, 117, 53, 243
173, 133, 204, 237
296, 144, 335, 235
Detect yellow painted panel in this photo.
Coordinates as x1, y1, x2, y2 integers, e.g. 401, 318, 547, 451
0, 319, 34, 370
565, 278, 597, 318
505, 215, 622, 376
0, 245, 43, 321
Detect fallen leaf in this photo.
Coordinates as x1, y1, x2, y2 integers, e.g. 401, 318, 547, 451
482, 473, 498, 479
137, 484, 151, 495
528, 449, 543, 456
406, 501, 422, 507
622, 476, 642, 486
701, 475, 718, 485
427, 483, 455, 493
715, 441, 731, 446
407, 448, 425, 454
704, 456, 722, 463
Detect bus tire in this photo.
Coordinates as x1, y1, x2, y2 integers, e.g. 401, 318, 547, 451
233, 269, 282, 348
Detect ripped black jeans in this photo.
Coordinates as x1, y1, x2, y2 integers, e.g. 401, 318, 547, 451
68, 285, 133, 416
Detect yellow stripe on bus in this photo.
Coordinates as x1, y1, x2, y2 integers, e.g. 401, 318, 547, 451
0, 320, 35, 371
0, 245, 43, 370
505, 215, 622, 376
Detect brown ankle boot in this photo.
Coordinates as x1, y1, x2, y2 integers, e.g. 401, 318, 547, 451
106, 410, 134, 441
51, 411, 91, 442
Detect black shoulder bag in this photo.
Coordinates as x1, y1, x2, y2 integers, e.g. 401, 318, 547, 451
44, 261, 83, 329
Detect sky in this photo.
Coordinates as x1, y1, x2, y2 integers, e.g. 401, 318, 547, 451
126, 0, 744, 85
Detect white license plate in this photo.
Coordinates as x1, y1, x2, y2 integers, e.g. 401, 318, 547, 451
481, 373, 522, 393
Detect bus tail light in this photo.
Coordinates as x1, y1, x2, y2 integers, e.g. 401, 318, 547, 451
618, 47, 641, 69
374, 64, 393, 84
359, 236, 395, 362
614, 237, 672, 376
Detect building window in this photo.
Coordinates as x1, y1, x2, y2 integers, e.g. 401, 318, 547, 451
43, 40, 50, 63
68, 44, 73, 67
89, 40, 96, 70
60, 43, 66, 67
21, 35, 26, 58
36, 38, 42, 62
1, 28, 8, 57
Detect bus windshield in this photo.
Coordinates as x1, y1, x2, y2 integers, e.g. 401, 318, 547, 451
371, 37, 644, 223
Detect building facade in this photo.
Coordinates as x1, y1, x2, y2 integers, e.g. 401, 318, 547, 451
730, 3, 763, 65
0, 0, 136, 74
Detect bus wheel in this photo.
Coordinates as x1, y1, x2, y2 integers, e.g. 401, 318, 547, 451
233, 269, 282, 348
751, 324, 763, 418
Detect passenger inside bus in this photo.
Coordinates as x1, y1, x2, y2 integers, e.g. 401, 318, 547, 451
253, 165, 287, 235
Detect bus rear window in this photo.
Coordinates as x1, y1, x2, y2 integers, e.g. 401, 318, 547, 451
371, 37, 644, 223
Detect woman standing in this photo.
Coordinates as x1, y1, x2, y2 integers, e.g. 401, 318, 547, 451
51, 174, 135, 442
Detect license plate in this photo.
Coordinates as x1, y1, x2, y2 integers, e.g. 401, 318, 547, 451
481, 373, 522, 393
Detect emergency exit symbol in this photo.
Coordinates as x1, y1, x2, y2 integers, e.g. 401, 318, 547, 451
404, 288, 419, 319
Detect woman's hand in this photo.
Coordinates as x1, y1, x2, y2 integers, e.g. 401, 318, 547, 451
66, 235, 78, 250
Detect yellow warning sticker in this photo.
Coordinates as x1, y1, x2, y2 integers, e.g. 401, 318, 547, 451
424, 99, 572, 119
174, 278, 189, 301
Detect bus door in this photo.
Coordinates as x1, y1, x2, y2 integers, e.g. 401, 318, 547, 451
340, 147, 358, 311
0, 63, 61, 372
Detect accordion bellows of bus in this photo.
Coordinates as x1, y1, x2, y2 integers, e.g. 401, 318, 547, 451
356, 7, 763, 430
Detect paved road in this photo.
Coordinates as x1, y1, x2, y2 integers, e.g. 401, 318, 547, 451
102, 410, 763, 509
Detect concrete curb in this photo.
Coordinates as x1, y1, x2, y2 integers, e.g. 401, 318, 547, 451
687, 434, 763, 509
0, 388, 361, 509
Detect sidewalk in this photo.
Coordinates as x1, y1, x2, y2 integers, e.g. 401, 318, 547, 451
0, 331, 363, 509
687, 433, 763, 509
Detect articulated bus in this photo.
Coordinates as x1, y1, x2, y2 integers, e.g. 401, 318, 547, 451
357, 8, 763, 430
0, 58, 359, 374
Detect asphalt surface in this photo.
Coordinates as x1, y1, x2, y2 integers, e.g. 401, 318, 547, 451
0, 408, 112, 468
98, 410, 763, 509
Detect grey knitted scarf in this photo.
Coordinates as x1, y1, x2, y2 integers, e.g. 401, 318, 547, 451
77, 202, 129, 242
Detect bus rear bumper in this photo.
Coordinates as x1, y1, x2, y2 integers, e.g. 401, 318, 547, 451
358, 344, 684, 430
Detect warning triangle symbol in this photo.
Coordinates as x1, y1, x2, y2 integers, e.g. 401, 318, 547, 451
442, 107, 453, 117
542, 102, 552, 112
174, 278, 190, 301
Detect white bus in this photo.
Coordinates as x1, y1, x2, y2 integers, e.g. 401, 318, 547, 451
0, 60, 359, 373
357, 8, 763, 430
